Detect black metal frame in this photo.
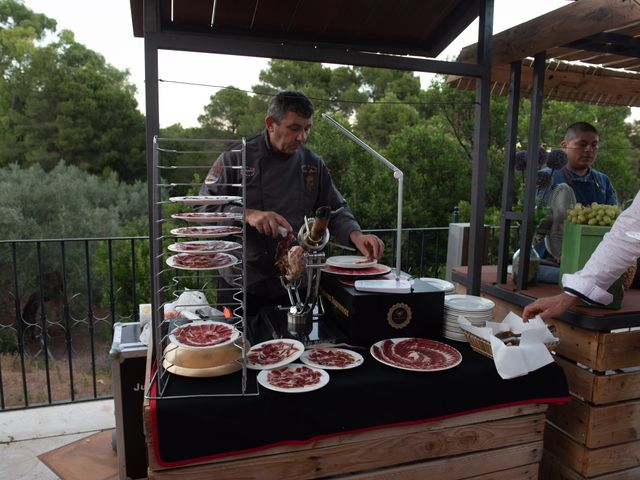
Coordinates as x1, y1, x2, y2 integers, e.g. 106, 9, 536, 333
141, 0, 497, 372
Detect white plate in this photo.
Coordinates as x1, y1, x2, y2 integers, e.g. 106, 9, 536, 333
300, 348, 364, 370
169, 321, 240, 350
326, 255, 377, 269
167, 240, 241, 254
257, 363, 329, 393
171, 226, 243, 238
166, 252, 239, 271
370, 338, 462, 372
444, 294, 495, 312
171, 212, 242, 223
626, 231, 640, 241
170, 196, 241, 205
420, 278, 456, 292
246, 339, 305, 370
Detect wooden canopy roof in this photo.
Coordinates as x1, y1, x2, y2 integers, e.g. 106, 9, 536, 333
130, 0, 482, 60
447, 0, 640, 107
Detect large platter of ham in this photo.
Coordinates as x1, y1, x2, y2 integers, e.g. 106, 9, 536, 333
246, 339, 304, 370
170, 195, 241, 205
257, 363, 329, 393
300, 348, 363, 370
166, 252, 238, 271
171, 226, 242, 238
370, 337, 462, 372
167, 240, 241, 254
171, 212, 242, 223
169, 321, 240, 350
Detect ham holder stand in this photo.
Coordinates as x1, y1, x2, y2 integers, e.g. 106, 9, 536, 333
321, 114, 410, 294
278, 206, 331, 336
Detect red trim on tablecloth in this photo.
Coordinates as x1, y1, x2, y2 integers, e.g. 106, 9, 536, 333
149, 371, 569, 468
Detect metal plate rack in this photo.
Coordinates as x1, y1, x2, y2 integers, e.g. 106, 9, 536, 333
147, 136, 256, 398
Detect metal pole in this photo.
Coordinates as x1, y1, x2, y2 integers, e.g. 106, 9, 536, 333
321, 114, 403, 280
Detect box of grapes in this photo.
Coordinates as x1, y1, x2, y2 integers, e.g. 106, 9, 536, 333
559, 218, 622, 309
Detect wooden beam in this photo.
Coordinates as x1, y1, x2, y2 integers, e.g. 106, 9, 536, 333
448, 62, 640, 107
458, 0, 640, 65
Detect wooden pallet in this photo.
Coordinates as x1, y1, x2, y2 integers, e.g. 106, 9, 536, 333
144, 403, 548, 480
540, 320, 640, 479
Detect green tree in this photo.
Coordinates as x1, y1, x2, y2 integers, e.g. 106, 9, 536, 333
359, 67, 421, 101
355, 92, 419, 148
198, 87, 251, 135
0, 0, 146, 182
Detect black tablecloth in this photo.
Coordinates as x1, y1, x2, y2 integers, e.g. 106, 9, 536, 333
149, 341, 569, 467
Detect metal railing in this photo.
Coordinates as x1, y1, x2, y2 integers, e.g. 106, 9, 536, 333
0, 225, 513, 411
0, 237, 148, 411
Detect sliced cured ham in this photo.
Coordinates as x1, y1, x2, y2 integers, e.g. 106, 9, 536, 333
257, 362, 330, 393
248, 340, 301, 366
167, 252, 237, 270
307, 349, 357, 368
371, 338, 462, 372
267, 365, 323, 389
170, 321, 238, 349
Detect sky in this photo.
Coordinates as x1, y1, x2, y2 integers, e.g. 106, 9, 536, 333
22, 0, 578, 128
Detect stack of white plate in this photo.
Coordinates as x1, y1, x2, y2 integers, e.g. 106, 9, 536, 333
442, 294, 495, 342
419, 277, 456, 295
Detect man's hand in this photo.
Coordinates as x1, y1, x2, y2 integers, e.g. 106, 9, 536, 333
349, 230, 385, 259
245, 208, 292, 238
522, 292, 579, 322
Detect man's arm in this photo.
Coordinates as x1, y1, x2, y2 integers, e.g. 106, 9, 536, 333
524, 190, 640, 321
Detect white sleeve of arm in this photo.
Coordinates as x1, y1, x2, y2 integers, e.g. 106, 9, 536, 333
562, 191, 640, 305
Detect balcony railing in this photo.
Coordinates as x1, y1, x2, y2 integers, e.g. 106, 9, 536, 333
0, 225, 512, 411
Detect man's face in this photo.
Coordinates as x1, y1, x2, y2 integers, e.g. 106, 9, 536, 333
266, 111, 312, 155
562, 131, 599, 172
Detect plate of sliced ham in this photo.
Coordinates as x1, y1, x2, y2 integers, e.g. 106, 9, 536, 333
166, 252, 238, 270
171, 212, 242, 223
246, 339, 304, 370
170, 196, 241, 205
257, 363, 329, 393
300, 348, 363, 370
167, 240, 241, 254
326, 255, 377, 269
323, 264, 391, 277
370, 337, 462, 372
169, 321, 240, 350
171, 226, 242, 238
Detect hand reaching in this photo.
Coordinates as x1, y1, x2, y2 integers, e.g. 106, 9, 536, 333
522, 292, 578, 322
349, 231, 385, 260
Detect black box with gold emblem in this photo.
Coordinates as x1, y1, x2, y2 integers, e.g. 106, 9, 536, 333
319, 275, 444, 346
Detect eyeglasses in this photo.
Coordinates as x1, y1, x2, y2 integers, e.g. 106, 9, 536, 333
568, 142, 599, 151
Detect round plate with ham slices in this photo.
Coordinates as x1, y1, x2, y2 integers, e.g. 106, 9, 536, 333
246, 339, 304, 370
322, 264, 391, 278
169, 321, 240, 350
167, 240, 241, 254
170, 226, 243, 238
257, 363, 329, 393
326, 255, 377, 269
166, 252, 238, 270
300, 348, 363, 370
170, 195, 241, 205
370, 337, 462, 372
171, 212, 242, 223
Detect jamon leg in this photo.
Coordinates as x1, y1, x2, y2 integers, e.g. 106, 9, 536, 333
275, 232, 307, 282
